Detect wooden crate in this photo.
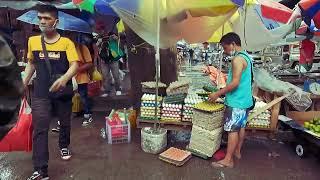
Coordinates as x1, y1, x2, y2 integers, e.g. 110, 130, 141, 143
251, 87, 282, 132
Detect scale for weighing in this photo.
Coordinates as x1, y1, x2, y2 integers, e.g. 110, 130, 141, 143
304, 73, 320, 95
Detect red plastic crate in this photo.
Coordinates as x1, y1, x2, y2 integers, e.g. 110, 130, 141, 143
105, 117, 131, 144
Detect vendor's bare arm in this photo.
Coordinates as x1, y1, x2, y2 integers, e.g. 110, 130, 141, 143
215, 56, 245, 97
23, 61, 35, 87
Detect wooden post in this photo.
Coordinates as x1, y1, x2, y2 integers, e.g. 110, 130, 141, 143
270, 94, 281, 131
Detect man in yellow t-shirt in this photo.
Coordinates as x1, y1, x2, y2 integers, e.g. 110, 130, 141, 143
73, 33, 94, 126
22, 5, 79, 180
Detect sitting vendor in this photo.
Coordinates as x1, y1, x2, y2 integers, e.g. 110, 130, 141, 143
208, 32, 253, 168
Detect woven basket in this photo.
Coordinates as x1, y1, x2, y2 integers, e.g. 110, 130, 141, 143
192, 109, 224, 131
189, 126, 223, 157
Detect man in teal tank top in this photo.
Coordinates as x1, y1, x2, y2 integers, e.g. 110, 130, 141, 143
209, 33, 253, 168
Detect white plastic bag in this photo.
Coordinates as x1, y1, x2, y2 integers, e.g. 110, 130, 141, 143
72, 77, 78, 91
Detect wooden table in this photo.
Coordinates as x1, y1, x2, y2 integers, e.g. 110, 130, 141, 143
249, 87, 283, 134
137, 118, 192, 131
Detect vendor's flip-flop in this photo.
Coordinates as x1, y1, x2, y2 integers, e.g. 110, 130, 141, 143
234, 154, 241, 160
211, 161, 234, 169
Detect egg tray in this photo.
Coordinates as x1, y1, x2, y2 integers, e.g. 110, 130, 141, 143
193, 102, 225, 113
166, 86, 189, 96
159, 147, 192, 166
141, 81, 167, 88
160, 118, 182, 122
163, 94, 187, 104
139, 116, 161, 120
192, 109, 224, 131
188, 126, 223, 157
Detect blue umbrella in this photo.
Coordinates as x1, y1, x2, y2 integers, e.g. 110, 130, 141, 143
95, 0, 118, 16
17, 10, 92, 34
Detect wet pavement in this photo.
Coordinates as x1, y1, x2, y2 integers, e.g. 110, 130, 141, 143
0, 113, 320, 180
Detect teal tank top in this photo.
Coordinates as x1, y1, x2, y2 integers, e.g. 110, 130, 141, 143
225, 51, 253, 109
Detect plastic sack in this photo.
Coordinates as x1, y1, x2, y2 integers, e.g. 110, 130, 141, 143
88, 81, 101, 97
286, 88, 312, 112
72, 77, 78, 91
202, 66, 227, 88
72, 93, 82, 113
91, 68, 103, 81
0, 99, 33, 152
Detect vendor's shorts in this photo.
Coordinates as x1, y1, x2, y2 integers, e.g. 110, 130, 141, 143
224, 106, 249, 132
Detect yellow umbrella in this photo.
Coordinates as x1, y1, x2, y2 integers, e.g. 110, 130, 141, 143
110, 0, 239, 48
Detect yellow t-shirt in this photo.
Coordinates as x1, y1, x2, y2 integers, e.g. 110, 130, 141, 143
27, 35, 79, 63
27, 35, 79, 97
75, 44, 92, 84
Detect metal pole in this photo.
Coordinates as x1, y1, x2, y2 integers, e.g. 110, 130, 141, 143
154, 0, 161, 129
217, 24, 225, 88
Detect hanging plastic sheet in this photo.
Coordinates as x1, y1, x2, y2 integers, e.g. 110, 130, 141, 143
254, 68, 312, 112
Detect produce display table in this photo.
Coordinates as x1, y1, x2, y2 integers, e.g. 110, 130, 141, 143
284, 94, 320, 125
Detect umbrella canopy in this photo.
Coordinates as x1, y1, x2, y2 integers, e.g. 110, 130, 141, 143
298, 0, 320, 30
110, 0, 238, 48
110, 0, 295, 51
17, 10, 92, 34
0, 0, 42, 10
72, 0, 118, 16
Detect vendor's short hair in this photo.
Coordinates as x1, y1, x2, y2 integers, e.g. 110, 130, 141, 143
220, 32, 241, 46
37, 4, 58, 19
